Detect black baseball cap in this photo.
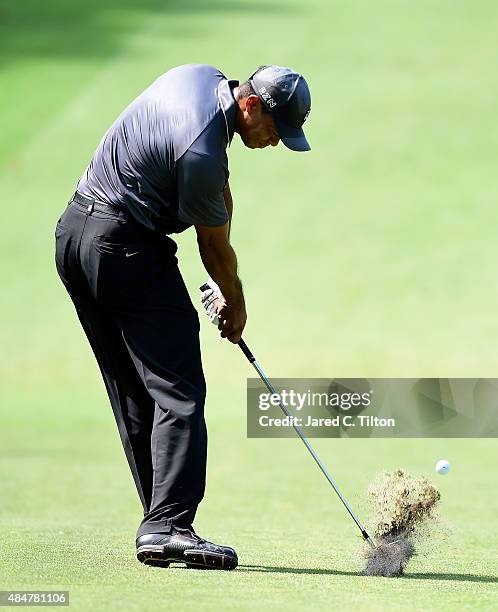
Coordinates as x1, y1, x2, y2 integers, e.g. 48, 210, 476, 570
249, 65, 311, 152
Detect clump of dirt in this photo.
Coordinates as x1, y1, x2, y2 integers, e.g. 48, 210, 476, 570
363, 469, 440, 577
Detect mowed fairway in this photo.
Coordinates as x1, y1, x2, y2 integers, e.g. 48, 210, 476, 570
1, 1, 497, 610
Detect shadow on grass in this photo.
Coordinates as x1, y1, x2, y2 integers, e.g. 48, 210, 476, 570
239, 564, 361, 577
0, 0, 290, 66
239, 565, 498, 583
401, 572, 498, 584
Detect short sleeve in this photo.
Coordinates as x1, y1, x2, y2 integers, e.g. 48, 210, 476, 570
176, 150, 229, 227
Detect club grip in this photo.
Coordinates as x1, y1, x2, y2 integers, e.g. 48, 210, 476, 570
238, 339, 255, 363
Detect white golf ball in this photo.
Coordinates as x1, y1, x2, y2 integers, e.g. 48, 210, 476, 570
435, 459, 450, 475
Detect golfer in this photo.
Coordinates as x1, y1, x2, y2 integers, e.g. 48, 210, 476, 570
54, 64, 311, 570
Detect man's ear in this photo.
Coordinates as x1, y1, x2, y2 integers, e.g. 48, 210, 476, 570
244, 94, 261, 115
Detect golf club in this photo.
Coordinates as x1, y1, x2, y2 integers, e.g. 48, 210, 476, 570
199, 283, 374, 547
237, 338, 375, 548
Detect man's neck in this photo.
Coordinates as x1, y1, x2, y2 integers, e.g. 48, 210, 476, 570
232, 86, 243, 135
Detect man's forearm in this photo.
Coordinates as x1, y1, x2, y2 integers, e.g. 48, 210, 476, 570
198, 239, 243, 305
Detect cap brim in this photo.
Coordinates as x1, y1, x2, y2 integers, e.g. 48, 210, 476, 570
274, 116, 311, 152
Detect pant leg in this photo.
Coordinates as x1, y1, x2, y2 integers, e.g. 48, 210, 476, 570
116, 278, 208, 537
74, 299, 156, 513
70, 204, 208, 537
87, 233, 207, 537
55, 204, 156, 513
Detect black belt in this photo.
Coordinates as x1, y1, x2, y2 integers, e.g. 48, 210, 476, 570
71, 191, 128, 216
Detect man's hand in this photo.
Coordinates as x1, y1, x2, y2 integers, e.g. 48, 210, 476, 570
217, 299, 247, 343
200, 279, 223, 325
200, 279, 247, 343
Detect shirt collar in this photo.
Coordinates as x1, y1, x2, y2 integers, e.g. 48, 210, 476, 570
217, 78, 239, 147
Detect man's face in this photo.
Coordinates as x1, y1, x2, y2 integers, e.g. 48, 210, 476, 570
238, 95, 280, 149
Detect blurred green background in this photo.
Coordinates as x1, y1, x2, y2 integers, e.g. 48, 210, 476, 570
1, 0, 497, 610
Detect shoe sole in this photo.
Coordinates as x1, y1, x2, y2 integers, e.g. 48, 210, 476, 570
136, 544, 238, 571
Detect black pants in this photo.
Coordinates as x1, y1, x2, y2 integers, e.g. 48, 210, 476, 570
55, 193, 207, 538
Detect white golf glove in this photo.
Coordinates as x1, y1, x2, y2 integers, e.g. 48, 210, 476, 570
200, 278, 223, 325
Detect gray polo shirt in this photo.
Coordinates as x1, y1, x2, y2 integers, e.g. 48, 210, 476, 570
77, 64, 238, 233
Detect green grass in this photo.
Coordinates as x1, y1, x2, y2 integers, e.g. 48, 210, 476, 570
1, 0, 497, 610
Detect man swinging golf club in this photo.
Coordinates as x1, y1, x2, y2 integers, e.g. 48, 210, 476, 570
54, 64, 311, 570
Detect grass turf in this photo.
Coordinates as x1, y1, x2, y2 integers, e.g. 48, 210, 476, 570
1, 0, 497, 610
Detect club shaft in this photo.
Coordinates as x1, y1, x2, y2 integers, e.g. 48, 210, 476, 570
239, 339, 374, 547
